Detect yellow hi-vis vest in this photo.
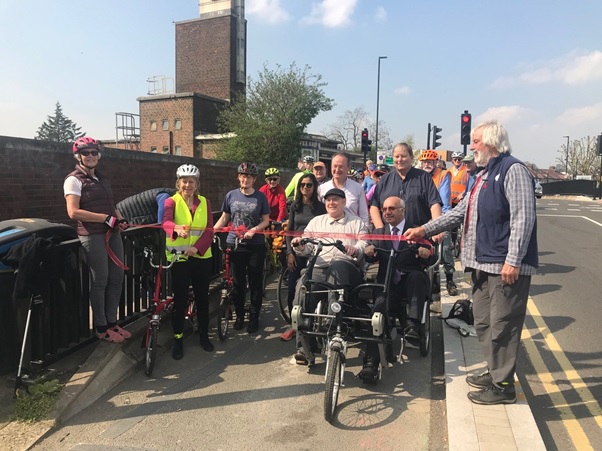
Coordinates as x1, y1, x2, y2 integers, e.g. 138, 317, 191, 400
165, 193, 212, 260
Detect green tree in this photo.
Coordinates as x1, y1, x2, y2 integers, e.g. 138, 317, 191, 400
35, 102, 84, 143
215, 63, 334, 167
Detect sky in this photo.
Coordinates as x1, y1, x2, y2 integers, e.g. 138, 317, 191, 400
1, 0, 601, 169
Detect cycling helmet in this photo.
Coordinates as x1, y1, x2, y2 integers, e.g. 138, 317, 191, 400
72, 136, 101, 154
176, 164, 200, 179
419, 150, 439, 161
302, 155, 315, 163
238, 162, 259, 175
347, 168, 357, 177
265, 167, 280, 177
451, 151, 464, 159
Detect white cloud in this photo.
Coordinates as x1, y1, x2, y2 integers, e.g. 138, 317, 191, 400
374, 6, 387, 22
302, 0, 358, 28
475, 105, 527, 124
394, 86, 412, 95
247, 0, 290, 24
556, 102, 602, 126
490, 50, 602, 88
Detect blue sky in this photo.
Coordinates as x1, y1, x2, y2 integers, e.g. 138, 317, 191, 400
1, 0, 601, 168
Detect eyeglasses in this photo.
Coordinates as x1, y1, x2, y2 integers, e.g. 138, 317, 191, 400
300, 183, 314, 188
267, 177, 279, 182
79, 150, 99, 157
381, 207, 403, 212
452, 158, 462, 161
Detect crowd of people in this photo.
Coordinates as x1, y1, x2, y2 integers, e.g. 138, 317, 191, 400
65, 119, 537, 406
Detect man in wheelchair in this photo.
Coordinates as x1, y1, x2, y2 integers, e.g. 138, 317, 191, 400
291, 188, 369, 363
361, 196, 436, 381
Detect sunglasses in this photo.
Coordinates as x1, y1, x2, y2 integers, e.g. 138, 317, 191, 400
267, 177, 279, 182
79, 150, 99, 157
452, 158, 462, 161
300, 182, 314, 188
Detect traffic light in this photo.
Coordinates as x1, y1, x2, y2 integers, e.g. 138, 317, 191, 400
597, 134, 602, 156
432, 126, 442, 149
361, 128, 372, 154
461, 112, 472, 145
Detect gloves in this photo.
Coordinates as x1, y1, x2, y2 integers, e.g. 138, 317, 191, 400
105, 215, 126, 229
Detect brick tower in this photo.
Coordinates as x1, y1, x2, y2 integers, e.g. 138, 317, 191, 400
176, 0, 247, 101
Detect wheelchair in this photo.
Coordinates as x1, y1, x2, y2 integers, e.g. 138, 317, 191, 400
290, 237, 440, 422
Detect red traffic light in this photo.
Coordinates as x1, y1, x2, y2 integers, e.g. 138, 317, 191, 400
462, 115, 470, 123
362, 131, 368, 138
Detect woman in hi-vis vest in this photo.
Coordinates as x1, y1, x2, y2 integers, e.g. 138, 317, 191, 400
162, 164, 214, 360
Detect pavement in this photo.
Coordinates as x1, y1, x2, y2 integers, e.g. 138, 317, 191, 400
0, 263, 547, 451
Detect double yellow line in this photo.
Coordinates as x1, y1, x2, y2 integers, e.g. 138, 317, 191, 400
523, 298, 602, 450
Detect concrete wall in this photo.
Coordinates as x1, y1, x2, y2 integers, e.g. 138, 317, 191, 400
0, 135, 294, 223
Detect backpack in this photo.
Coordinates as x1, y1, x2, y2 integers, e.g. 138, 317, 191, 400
444, 299, 474, 325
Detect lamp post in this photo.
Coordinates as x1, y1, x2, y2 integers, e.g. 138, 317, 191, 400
375, 56, 387, 156
563, 135, 569, 178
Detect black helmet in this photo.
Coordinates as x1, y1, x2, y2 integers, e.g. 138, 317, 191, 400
237, 162, 258, 175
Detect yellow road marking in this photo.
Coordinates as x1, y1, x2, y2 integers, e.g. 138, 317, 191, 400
523, 297, 602, 450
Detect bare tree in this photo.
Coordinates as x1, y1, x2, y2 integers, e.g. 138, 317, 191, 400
556, 136, 599, 179
323, 107, 370, 151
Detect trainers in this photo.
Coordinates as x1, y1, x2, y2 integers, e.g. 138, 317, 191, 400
233, 316, 244, 330
294, 349, 309, 365
247, 317, 259, 334
280, 327, 296, 341
468, 384, 516, 405
110, 325, 132, 339
172, 338, 184, 360
466, 371, 493, 389
358, 360, 379, 384
97, 329, 125, 343
199, 334, 214, 352
446, 280, 458, 296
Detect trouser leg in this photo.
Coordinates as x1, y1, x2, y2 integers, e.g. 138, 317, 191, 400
170, 261, 190, 335
104, 231, 124, 326
442, 231, 454, 279
190, 258, 212, 335
231, 250, 250, 318
247, 245, 266, 317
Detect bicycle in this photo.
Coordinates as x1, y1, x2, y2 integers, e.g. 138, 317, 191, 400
263, 220, 285, 290
142, 247, 195, 377
214, 235, 239, 341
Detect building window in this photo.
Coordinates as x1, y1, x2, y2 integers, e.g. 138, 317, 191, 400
162, 119, 169, 130
162, 146, 169, 154
150, 146, 157, 153
175, 119, 182, 130
175, 146, 182, 156
150, 121, 157, 131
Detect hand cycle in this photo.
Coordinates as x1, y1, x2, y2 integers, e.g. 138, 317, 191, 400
214, 235, 240, 341
290, 237, 393, 423
142, 247, 195, 377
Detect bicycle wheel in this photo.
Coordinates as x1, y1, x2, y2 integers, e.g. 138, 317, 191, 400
145, 324, 159, 377
324, 349, 342, 423
277, 267, 291, 324
419, 311, 431, 357
217, 298, 230, 341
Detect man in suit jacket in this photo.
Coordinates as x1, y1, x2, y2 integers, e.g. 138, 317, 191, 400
360, 196, 435, 381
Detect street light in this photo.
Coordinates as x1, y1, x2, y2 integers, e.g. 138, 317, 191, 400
563, 135, 569, 177
375, 56, 387, 156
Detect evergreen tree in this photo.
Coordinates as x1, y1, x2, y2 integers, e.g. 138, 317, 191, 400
35, 102, 85, 142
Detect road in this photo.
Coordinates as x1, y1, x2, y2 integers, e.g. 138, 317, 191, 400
33, 281, 447, 451
519, 197, 602, 450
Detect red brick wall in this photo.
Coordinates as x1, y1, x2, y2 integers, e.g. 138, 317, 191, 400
175, 16, 244, 101
0, 136, 294, 224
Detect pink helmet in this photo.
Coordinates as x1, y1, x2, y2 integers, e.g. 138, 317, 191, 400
73, 136, 102, 154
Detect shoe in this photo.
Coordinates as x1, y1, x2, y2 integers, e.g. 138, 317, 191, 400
110, 325, 132, 339
359, 359, 379, 384
466, 371, 493, 389
172, 338, 184, 360
280, 327, 296, 341
97, 329, 125, 343
199, 334, 214, 352
432, 283, 441, 294
446, 280, 459, 296
247, 317, 259, 334
233, 316, 244, 330
468, 383, 516, 405
294, 349, 308, 365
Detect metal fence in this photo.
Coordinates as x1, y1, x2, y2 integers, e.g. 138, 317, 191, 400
0, 215, 223, 374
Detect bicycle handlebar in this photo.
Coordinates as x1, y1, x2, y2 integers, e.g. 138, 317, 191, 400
144, 248, 181, 270
213, 234, 240, 252
294, 237, 347, 254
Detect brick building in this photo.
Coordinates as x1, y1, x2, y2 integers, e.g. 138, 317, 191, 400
138, 0, 246, 156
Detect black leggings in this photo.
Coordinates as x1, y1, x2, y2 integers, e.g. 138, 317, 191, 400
231, 245, 266, 318
171, 257, 212, 335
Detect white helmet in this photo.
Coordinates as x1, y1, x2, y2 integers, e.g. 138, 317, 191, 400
451, 151, 464, 159
176, 164, 200, 179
